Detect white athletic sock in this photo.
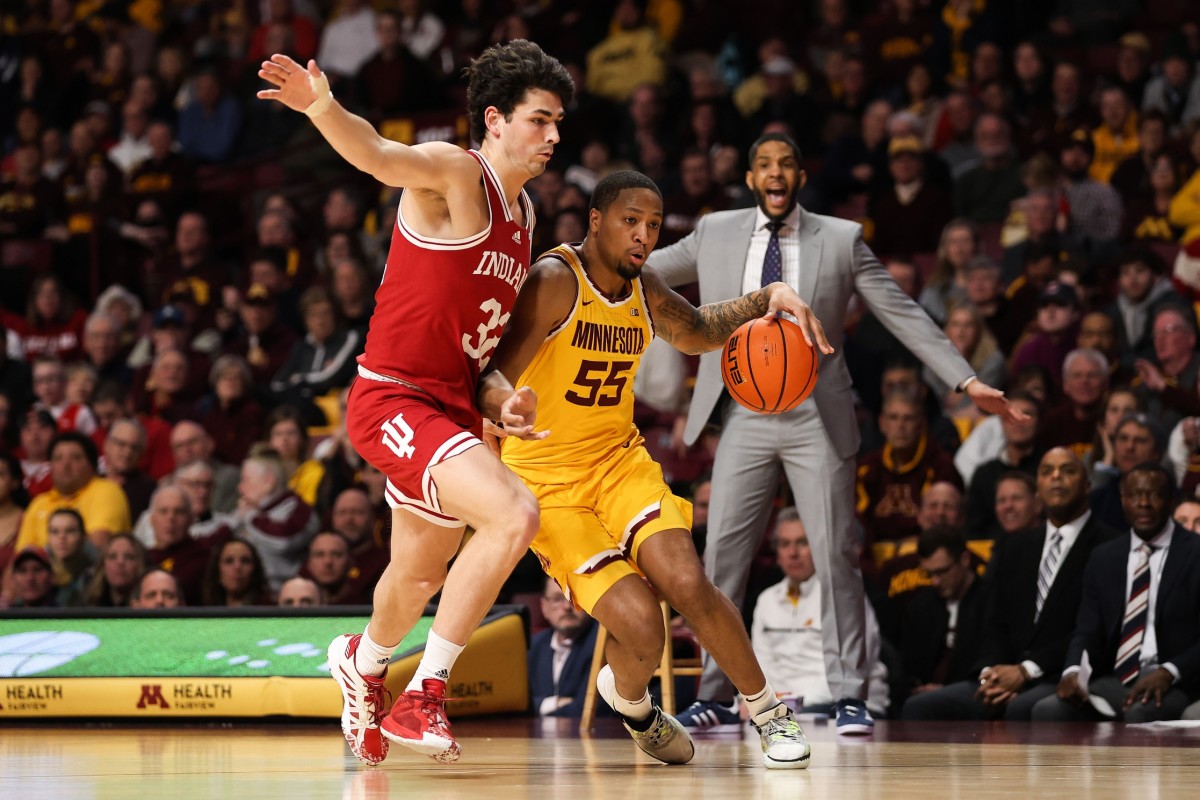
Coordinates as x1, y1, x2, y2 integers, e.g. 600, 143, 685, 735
743, 682, 780, 721
354, 627, 396, 678
406, 630, 465, 692
613, 687, 653, 723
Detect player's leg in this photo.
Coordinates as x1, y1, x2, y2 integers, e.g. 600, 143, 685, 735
536, 489, 691, 764
426, 444, 540, 643
637, 529, 809, 769
375, 443, 538, 762
604, 448, 808, 769
778, 405, 872, 734
589, 573, 666, 700
329, 510, 464, 763
636, 529, 765, 699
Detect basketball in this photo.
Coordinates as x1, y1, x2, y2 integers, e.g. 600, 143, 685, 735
721, 317, 818, 414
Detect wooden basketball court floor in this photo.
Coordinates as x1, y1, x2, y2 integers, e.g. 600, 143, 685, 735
4, 717, 1199, 799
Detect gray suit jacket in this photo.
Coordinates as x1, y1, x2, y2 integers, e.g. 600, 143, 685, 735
646, 207, 974, 458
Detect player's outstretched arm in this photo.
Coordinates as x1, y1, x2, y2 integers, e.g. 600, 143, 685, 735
641, 269, 833, 356
256, 54, 467, 191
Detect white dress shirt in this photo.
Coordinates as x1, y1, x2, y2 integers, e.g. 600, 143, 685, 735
1019, 510, 1092, 679
740, 204, 802, 297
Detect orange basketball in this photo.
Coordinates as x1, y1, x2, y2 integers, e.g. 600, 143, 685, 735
720, 317, 819, 414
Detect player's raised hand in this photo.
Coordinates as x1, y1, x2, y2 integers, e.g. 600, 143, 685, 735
762, 282, 834, 354
256, 55, 325, 113
498, 386, 549, 441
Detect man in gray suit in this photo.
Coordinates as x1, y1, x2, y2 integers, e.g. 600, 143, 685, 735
647, 132, 1021, 734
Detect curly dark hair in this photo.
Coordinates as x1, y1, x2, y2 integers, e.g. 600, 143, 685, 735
464, 39, 574, 144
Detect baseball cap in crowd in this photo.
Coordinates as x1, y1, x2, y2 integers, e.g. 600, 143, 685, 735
83, 100, 112, 119
13, 546, 53, 570
888, 135, 924, 158
1038, 281, 1079, 309
762, 56, 797, 78
153, 305, 187, 328
1118, 32, 1150, 53
1062, 128, 1095, 158
243, 283, 275, 305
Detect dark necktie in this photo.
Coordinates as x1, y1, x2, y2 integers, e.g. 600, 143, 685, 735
760, 220, 783, 288
1115, 543, 1156, 686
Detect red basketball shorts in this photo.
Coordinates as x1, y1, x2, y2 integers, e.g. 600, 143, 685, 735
346, 373, 483, 527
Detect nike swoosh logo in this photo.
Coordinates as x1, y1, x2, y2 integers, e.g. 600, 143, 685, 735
582, 300, 594, 306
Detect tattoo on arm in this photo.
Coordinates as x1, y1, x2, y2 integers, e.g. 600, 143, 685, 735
644, 271, 770, 354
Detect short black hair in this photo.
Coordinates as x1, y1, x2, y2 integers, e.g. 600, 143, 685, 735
49, 431, 100, 471
589, 170, 661, 213
1117, 246, 1167, 276
1121, 461, 1176, 500
464, 39, 574, 143
917, 524, 967, 560
748, 132, 801, 165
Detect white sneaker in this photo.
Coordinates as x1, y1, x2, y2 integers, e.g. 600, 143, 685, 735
597, 664, 695, 765
327, 634, 390, 766
751, 703, 811, 769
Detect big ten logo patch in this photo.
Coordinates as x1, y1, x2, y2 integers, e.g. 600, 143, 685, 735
137, 684, 170, 709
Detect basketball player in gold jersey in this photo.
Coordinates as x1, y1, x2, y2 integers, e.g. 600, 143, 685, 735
482, 171, 833, 768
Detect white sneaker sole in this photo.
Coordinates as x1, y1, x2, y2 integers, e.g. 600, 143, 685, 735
380, 726, 461, 763
836, 722, 874, 735
763, 750, 811, 769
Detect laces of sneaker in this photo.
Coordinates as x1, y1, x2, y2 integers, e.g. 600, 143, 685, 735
840, 705, 862, 716
416, 691, 456, 730
762, 716, 803, 741
645, 716, 675, 746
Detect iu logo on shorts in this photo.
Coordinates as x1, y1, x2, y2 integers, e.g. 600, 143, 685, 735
137, 684, 170, 709
381, 412, 416, 460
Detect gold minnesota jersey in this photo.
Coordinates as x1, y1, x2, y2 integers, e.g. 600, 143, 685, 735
502, 243, 654, 485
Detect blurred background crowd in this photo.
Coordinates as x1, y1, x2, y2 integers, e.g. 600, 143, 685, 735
4, 0, 1200, 718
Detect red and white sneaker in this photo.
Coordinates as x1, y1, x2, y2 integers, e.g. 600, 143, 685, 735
327, 634, 391, 766
381, 678, 461, 763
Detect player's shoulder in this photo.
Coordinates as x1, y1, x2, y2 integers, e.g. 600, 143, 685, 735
530, 247, 580, 284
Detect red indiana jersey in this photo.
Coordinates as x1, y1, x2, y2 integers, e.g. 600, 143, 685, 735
357, 150, 533, 429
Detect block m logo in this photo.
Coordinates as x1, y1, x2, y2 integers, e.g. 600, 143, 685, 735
137, 684, 170, 709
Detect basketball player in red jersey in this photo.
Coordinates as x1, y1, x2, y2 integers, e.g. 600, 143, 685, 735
257, 40, 573, 766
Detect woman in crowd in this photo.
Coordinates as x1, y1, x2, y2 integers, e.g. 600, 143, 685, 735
201, 538, 271, 607
0, 275, 89, 363
920, 219, 979, 325
45, 508, 97, 606
264, 405, 325, 508
199, 354, 263, 465
926, 304, 1005, 433
84, 533, 146, 607
1087, 387, 1146, 487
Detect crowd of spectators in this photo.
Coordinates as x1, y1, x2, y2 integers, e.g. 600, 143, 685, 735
5, 0, 1200, 720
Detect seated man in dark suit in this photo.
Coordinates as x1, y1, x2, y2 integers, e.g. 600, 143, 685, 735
1033, 463, 1200, 722
529, 577, 601, 718
898, 526, 993, 713
903, 448, 1122, 719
